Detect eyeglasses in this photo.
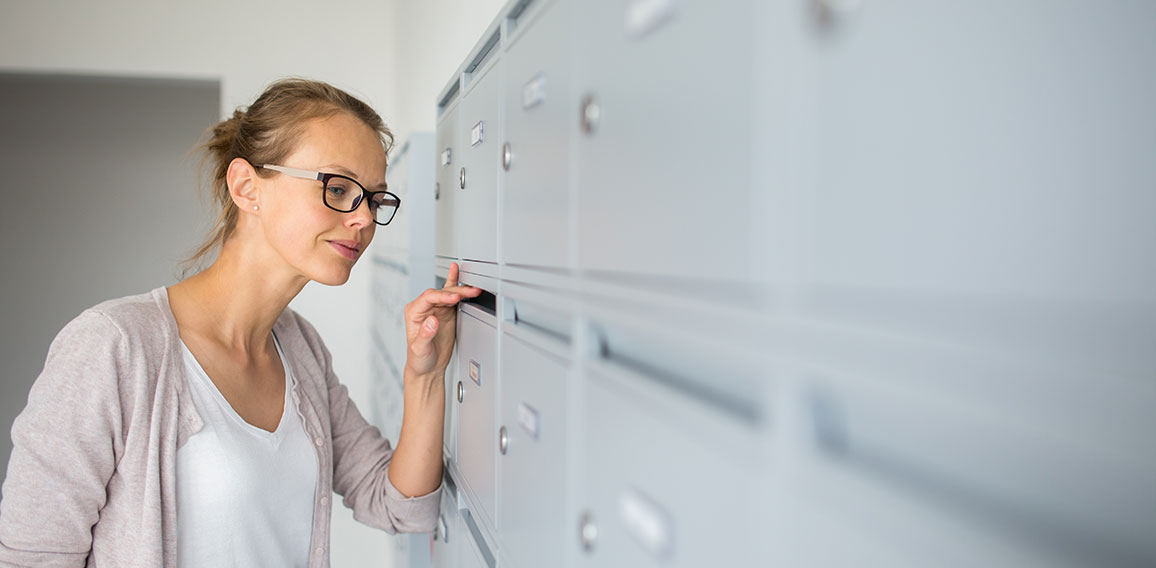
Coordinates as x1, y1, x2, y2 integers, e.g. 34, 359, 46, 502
257, 164, 401, 226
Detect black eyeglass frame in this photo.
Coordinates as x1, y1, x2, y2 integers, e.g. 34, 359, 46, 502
257, 163, 401, 226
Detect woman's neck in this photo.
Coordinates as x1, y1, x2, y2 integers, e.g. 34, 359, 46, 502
168, 238, 308, 357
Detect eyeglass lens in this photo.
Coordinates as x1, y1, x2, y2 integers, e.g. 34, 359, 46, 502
323, 176, 399, 224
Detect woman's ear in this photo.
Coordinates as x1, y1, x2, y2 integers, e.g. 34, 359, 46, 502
226, 158, 262, 213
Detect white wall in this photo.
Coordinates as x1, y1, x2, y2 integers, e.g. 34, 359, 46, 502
390, 0, 509, 145
0, 0, 506, 566
0, 0, 397, 121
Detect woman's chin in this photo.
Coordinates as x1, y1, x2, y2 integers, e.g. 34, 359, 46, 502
310, 266, 353, 286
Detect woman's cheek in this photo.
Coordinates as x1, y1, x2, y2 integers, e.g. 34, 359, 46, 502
363, 224, 377, 248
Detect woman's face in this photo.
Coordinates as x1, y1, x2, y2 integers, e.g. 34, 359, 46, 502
258, 112, 387, 286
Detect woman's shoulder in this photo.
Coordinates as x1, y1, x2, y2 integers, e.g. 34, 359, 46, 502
60, 287, 175, 347
37, 288, 175, 397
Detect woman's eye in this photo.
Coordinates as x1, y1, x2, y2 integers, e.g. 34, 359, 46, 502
326, 184, 349, 196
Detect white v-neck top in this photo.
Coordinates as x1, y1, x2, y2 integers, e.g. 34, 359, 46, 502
175, 332, 318, 568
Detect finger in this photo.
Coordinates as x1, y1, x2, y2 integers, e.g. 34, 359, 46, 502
411, 291, 465, 316
446, 284, 483, 296
429, 290, 464, 304
445, 262, 459, 288
422, 315, 439, 337
410, 316, 439, 355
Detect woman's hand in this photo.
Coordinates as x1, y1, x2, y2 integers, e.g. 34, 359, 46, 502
403, 262, 482, 380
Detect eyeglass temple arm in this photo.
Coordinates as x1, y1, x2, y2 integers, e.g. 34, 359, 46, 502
259, 164, 325, 182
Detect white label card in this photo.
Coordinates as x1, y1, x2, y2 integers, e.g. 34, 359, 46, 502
619, 488, 674, 560
626, 0, 677, 40
469, 360, 481, 386
441, 148, 452, 166
470, 121, 485, 147
518, 402, 540, 440
522, 73, 546, 109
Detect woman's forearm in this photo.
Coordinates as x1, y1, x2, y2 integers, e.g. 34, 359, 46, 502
386, 368, 447, 498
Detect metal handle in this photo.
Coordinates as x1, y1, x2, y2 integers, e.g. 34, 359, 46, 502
435, 514, 448, 543
457, 381, 465, 403
579, 511, 598, 552
502, 142, 512, 171
460, 167, 467, 190
499, 426, 509, 455
580, 94, 600, 135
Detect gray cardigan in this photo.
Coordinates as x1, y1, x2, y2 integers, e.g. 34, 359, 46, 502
0, 287, 441, 567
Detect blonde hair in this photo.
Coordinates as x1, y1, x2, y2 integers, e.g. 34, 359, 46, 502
181, 78, 393, 277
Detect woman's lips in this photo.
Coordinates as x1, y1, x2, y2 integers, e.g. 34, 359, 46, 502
328, 241, 360, 260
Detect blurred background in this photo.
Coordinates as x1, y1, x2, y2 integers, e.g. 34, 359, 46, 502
2, 1, 1155, 567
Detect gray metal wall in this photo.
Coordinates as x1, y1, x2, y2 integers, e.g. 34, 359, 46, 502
383, 0, 1156, 566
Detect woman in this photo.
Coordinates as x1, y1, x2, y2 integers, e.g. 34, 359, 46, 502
0, 78, 479, 567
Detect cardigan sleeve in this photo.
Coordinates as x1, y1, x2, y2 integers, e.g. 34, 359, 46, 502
307, 320, 443, 534
0, 310, 126, 567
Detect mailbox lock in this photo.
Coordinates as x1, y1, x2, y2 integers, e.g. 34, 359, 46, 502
579, 511, 598, 552
457, 381, 465, 403
499, 426, 509, 455
460, 167, 467, 190
435, 182, 440, 200
580, 94, 600, 135
502, 142, 513, 171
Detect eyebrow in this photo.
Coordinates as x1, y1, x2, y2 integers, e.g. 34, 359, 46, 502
320, 163, 388, 190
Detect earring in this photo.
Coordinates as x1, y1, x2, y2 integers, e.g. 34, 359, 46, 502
253, 205, 259, 211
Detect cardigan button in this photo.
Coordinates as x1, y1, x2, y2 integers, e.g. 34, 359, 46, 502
314, 547, 325, 556
321, 496, 329, 506
314, 437, 323, 447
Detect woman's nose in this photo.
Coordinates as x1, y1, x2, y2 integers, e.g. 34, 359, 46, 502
346, 193, 374, 228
